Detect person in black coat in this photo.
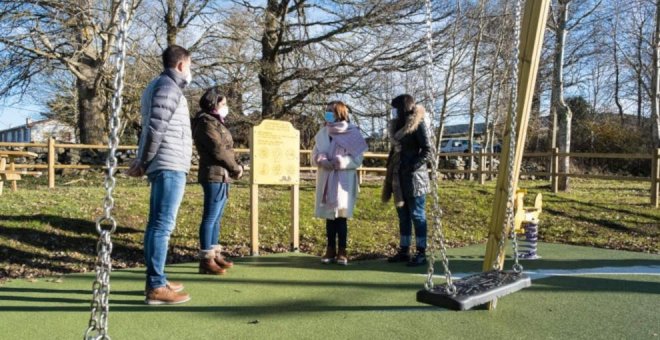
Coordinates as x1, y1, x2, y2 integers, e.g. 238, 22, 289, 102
382, 94, 432, 267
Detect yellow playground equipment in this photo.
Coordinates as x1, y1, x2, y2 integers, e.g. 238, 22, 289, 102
514, 189, 542, 260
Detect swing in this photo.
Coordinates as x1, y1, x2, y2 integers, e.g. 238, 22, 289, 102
84, 0, 130, 339
416, 0, 533, 311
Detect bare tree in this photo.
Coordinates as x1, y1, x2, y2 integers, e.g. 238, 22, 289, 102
434, 3, 470, 155
161, 0, 211, 46
548, 0, 602, 191
549, 0, 573, 191
466, 0, 486, 180
240, 0, 434, 120
0, 0, 141, 144
653, 0, 660, 147
611, 6, 626, 124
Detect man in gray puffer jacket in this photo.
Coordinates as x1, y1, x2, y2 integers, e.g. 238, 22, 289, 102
126, 45, 193, 305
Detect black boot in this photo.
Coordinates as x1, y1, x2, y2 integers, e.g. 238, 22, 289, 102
387, 247, 410, 263
407, 249, 427, 267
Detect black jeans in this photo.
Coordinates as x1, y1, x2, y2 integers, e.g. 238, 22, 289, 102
326, 218, 347, 249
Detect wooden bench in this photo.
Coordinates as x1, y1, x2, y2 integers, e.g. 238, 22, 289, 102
0, 151, 40, 195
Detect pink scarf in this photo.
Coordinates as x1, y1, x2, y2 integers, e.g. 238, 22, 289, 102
326, 121, 368, 157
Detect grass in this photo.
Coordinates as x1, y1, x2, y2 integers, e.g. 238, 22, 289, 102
0, 175, 658, 281
0, 243, 658, 339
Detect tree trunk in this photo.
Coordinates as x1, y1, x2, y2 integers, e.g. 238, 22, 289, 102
637, 24, 645, 127
467, 1, 485, 181
552, 0, 573, 191
653, 0, 660, 147
613, 12, 625, 125
165, 0, 178, 45
259, 0, 285, 119
76, 72, 106, 145
75, 0, 106, 145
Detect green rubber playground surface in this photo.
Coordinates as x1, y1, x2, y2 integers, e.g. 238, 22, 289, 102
1, 243, 659, 339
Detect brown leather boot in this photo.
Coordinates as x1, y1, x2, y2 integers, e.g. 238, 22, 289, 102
213, 245, 234, 268
321, 246, 336, 264
145, 286, 191, 305
214, 255, 234, 269
144, 281, 184, 295
336, 248, 348, 266
199, 258, 227, 275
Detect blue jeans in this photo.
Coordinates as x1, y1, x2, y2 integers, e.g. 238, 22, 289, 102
395, 195, 427, 251
144, 170, 186, 289
199, 182, 229, 250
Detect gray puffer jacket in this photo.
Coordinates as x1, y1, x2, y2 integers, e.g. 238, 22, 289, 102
137, 69, 193, 174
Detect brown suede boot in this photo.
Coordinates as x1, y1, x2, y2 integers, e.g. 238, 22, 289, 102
336, 248, 348, 266
144, 281, 184, 295
199, 259, 227, 275
321, 246, 336, 264
213, 245, 234, 269
198, 249, 226, 275
145, 286, 191, 305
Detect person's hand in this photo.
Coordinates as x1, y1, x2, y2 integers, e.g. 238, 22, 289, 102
125, 159, 145, 177
332, 156, 350, 170
236, 165, 244, 179
332, 156, 343, 170
318, 159, 334, 170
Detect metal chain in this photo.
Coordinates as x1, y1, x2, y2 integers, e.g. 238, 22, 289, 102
423, 0, 456, 295
85, 1, 130, 339
492, 0, 524, 274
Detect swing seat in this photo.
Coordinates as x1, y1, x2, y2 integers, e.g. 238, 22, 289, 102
416, 270, 531, 311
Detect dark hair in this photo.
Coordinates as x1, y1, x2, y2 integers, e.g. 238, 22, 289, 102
162, 45, 191, 69
391, 94, 415, 127
199, 87, 226, 114
326, 100, 350, 122
391, 94, 415, 114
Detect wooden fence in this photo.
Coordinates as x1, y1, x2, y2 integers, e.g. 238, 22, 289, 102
1, 139, 658, 207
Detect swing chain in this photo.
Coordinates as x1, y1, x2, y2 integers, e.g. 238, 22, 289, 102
493, 0, 524, 273
85, 0, 130, 339
422, 0, 456, 295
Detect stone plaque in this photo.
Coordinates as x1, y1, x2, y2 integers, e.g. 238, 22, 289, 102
250, 120, 300, 185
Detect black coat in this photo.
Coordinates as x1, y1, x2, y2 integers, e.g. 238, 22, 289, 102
397, 120, 431, 198
382, 105, 431, 204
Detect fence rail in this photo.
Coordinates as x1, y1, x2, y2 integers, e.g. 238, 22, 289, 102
1, 140, 658, 207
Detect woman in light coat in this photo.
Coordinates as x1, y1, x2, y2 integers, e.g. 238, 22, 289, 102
312, 101, 368, 265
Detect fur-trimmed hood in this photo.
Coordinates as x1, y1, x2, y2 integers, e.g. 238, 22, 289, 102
388, 105, 426, 141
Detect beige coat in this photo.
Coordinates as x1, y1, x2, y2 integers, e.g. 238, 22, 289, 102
312, 127, 364, 219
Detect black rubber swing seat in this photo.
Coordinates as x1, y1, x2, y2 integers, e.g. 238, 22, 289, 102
416, 270, 531, 311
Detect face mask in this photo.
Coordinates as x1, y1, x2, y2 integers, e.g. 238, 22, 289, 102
324, 111, 335, 123
184, 70, 193, 85
391, 108, 398, 119
218, 106, 229, 119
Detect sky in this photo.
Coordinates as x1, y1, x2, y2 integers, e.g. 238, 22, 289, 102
0, 96, 45, 130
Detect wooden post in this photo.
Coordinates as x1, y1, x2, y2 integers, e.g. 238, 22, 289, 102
250, 183, 259, 256
479, 149, 486, 185
551, 147, 559, 193
652, 148, 660, 208
9, 162, 17, 192
0, 157, 5, 195
291, 184, 300, 252
482, 0, 551, 310
48, 137, 55, 189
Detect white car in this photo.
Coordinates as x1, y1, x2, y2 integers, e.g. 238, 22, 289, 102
440, 138, 482, 153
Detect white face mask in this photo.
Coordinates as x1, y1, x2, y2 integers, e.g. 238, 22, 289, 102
184, 70, 193, 85
391, 108, 398, 119
218, 105, 229, 119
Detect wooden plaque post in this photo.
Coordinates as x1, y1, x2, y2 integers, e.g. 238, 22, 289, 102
249, 120, 300, 255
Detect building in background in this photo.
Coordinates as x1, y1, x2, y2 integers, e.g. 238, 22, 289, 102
0, 118, 76, 143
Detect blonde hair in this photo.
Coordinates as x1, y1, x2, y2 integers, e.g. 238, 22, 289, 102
328, 101, 350, 122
